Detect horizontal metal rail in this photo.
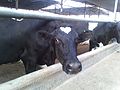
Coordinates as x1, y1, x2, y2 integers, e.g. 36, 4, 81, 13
0, 6, 116, 22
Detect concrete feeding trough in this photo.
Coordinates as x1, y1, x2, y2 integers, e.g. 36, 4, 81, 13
54, 45, 120, 90
0, 42, 119, 90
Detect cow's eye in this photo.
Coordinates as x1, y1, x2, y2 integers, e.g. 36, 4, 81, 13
55, 38, 60, 44
55, 38, 64, 47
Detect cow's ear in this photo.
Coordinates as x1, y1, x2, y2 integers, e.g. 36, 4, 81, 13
108, 22, 116, 29
75, 38, 80, 44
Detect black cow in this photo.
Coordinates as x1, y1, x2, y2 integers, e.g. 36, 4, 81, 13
21, 26, 82, 74
21, 31, 56, 73
0, 19, 82, 74
89, 22, 120, 51
52, 27, 82, 74
77, 30, 93, 43
0, 1, 82, 74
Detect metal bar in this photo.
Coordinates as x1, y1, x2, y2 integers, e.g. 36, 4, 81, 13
15, 0, 19, 9
0, 6, 115, 22
98, 0, 101, 18
84, 2, 86, 18
113, 0, 118, 21
60, 0, 63, 12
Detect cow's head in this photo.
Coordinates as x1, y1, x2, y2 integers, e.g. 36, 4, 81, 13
52, 27, 82, 74
77, 30, 93, 43
37, 31, 56, 66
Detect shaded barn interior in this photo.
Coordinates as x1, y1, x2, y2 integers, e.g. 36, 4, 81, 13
0, 0, 58, 9
42, 7, 108, 15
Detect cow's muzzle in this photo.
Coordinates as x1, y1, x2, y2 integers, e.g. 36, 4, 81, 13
64, 62, 82, 74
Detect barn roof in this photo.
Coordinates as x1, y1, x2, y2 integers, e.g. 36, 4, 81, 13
72, 0, 120, 12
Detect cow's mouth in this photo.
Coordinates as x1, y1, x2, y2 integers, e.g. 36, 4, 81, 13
64, 68, 82, 74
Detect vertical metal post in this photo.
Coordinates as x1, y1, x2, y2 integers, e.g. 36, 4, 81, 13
84, 1, 87, 18
60, 0, 63, 12
113, 0, 118, 21
98, 0, 101, 18
55, 4, 57, 14
15, 0, 19, 9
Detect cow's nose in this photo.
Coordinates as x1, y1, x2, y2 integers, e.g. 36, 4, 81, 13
67, 62, 82, 74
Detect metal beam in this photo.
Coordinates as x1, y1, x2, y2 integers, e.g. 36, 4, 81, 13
113, 0, 118, 21
15, 0, 19, 9
0, 6, 115, 22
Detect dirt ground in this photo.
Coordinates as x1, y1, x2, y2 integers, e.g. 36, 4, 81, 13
0, 61, 25, 84
0, 42, 89, 84
77, 40, 89, 55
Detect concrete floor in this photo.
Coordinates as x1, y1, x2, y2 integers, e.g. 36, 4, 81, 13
54, 50, 120, 90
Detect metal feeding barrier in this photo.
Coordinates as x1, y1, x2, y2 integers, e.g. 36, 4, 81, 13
0, 43, 119, 90
0, 0, 119, 22
0, 6, 114, 22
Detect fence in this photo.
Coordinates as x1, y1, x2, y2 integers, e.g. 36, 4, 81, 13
0, 0, 119, 22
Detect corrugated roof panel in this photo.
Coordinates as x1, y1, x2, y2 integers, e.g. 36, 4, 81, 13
73, 0, 120, 12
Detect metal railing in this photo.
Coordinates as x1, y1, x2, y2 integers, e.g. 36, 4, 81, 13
0, 0, 118, 22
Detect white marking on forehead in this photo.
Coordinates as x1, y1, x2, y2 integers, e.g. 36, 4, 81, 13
60, 27, 71, 34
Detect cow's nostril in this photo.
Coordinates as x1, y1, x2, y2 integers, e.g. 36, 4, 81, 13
67, 63, 82, 74
67, 64, 73, 71
78, 63, 82, 71
71, 63, 81, 69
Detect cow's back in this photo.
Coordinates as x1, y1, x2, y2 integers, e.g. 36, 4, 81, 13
0, 18, 49, 64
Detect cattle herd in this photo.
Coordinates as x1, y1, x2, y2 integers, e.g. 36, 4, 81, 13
0, 0, 120, 75
89, 22, 120, 51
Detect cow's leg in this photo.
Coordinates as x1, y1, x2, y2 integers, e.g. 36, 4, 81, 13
22, 57, 37, 74
102, 40, 109, 46
21, 50, 37, 74
116, 34, 120, 43
93, 40, 99, 47
114, 29, 120, 43
116, 38, 120, 43
89, 40, 95, 51
89, 40, 100, 51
